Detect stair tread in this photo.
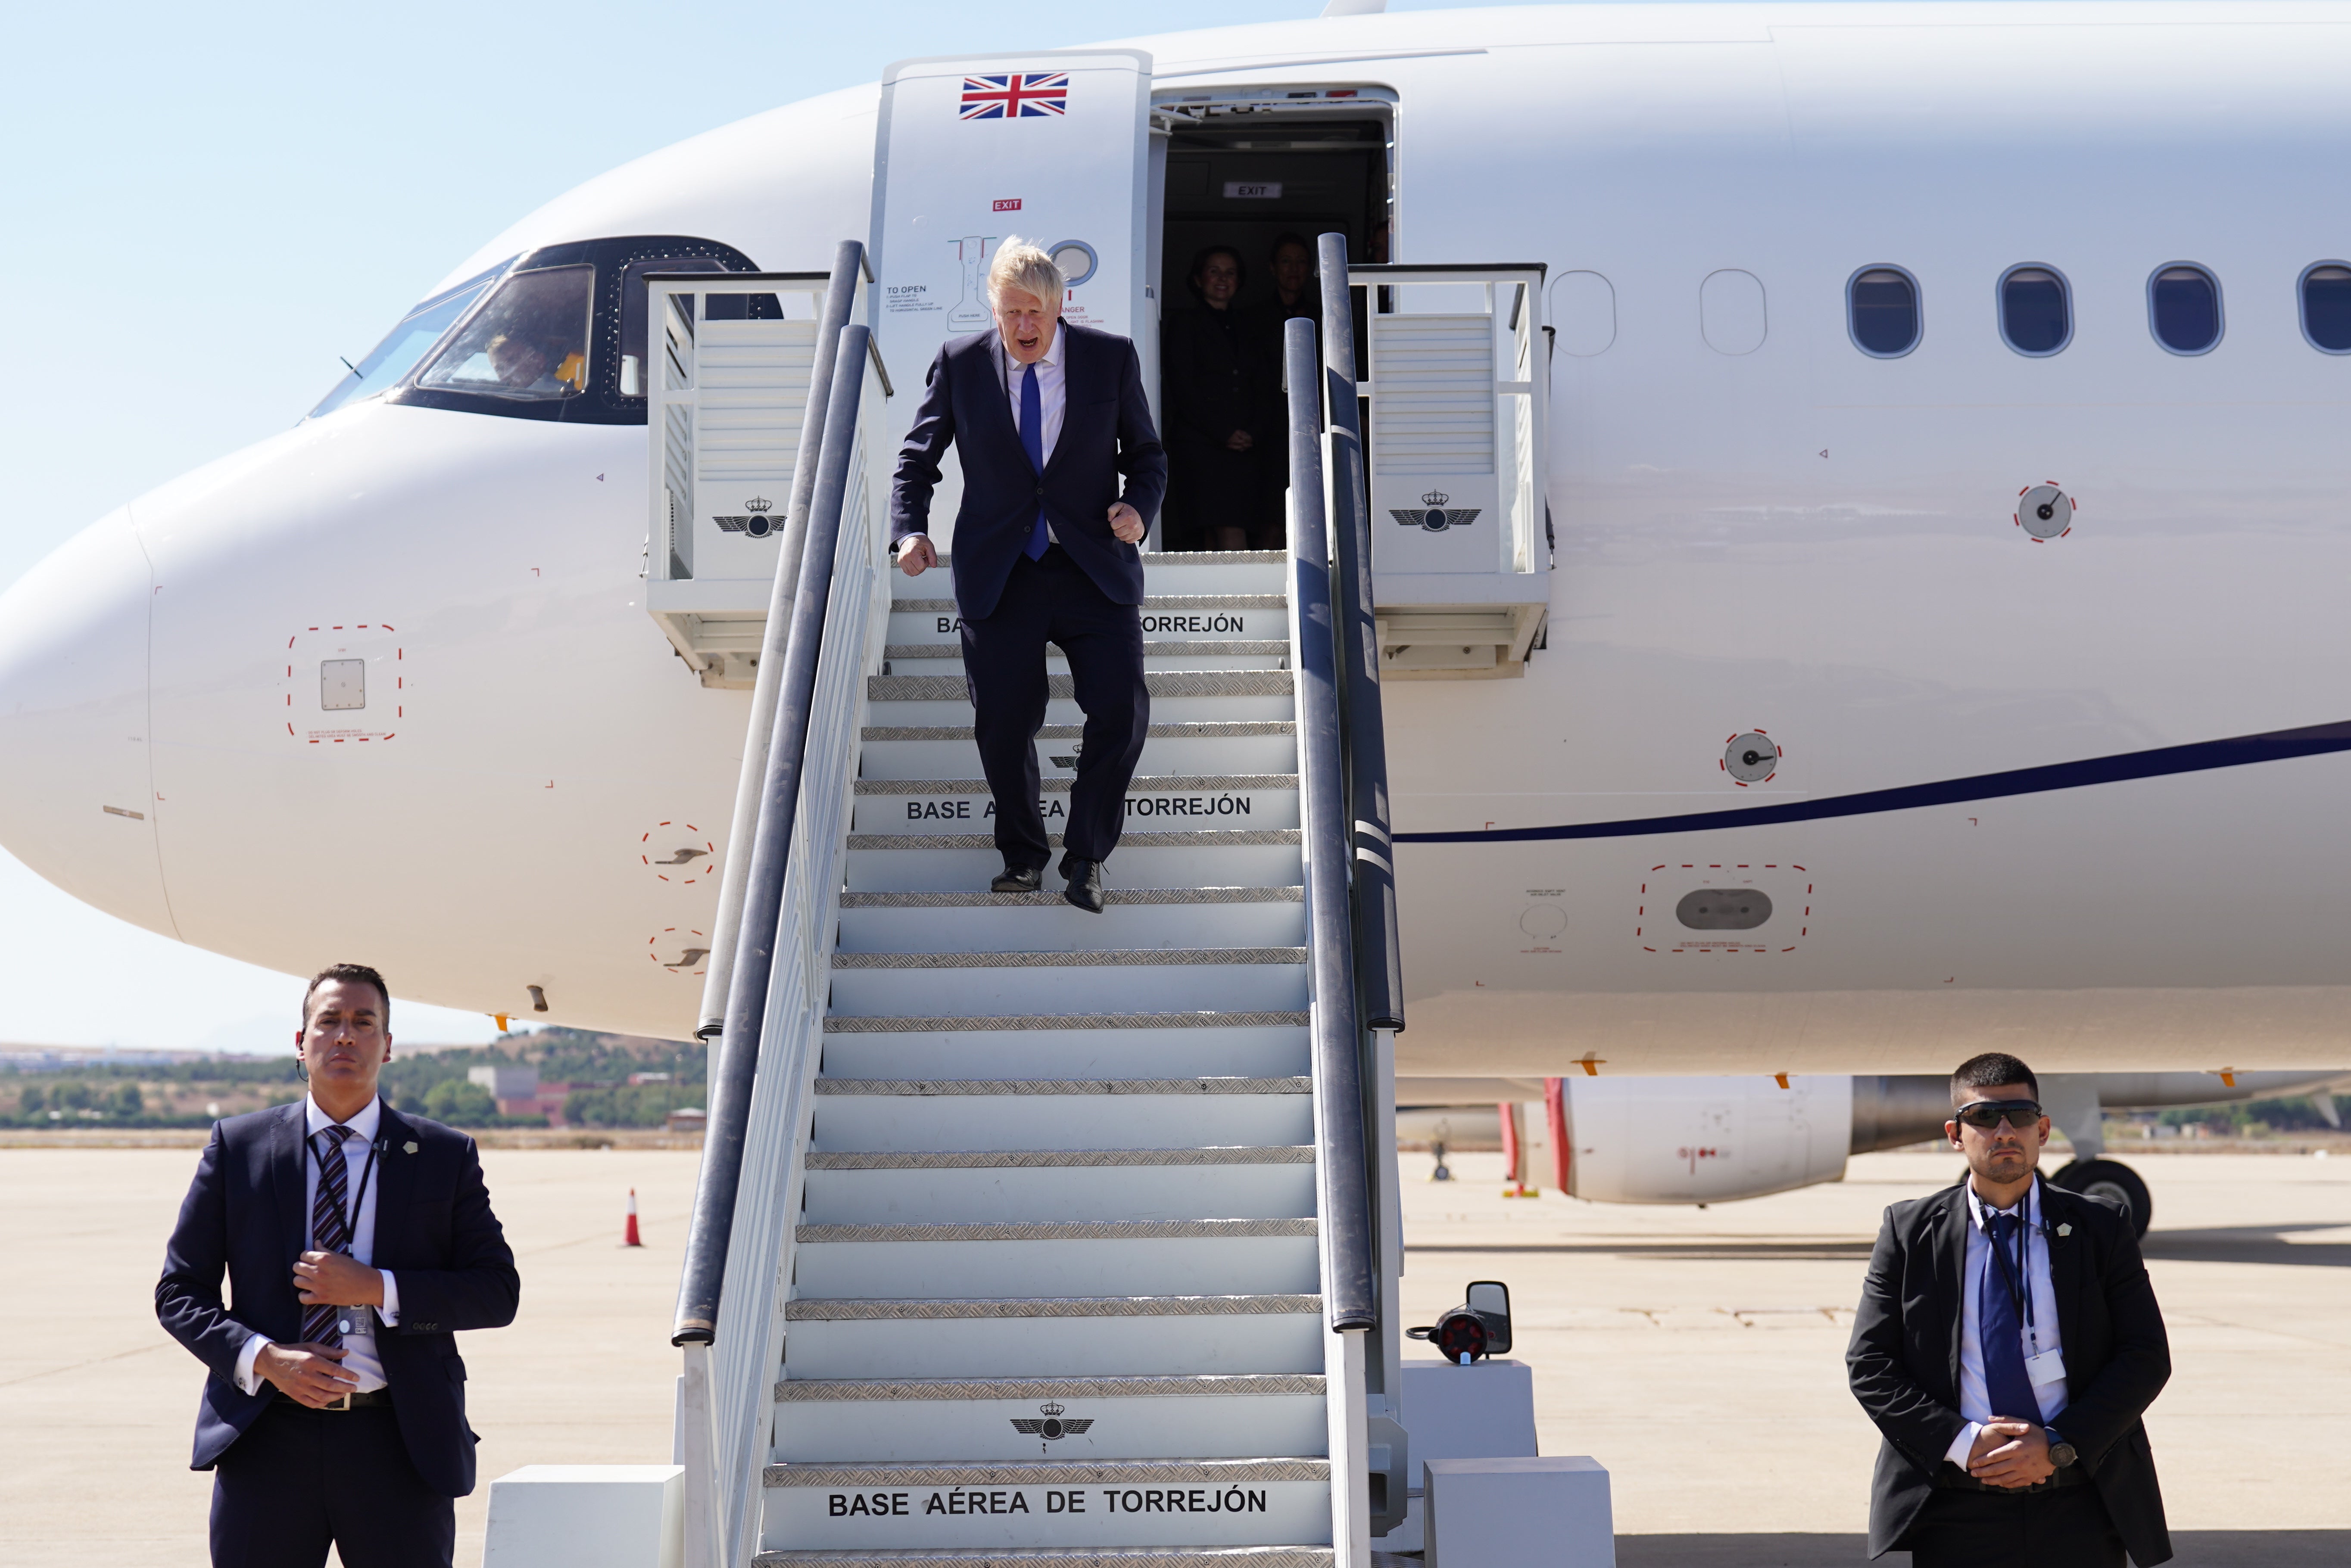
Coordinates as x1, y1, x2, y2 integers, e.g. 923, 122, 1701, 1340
765, 1457, 1329, 1486
889, 642, 1290, 659
870, 673, 1293, 700
774, 1374, 1327, 1402
831, 950, 1304, 970
786, 1295, 1322, 1321
864, 722, 1293, 740
825, 1013, 1307, 1033
853, 775, 1295, 794
848, 831, 1300, 850
804, 1148, 1312, 1170
755, 1551, 1331, 1567
894, 593, 1288, 614
814, 1078, 1307, 1098
838, 890, 1299, 909
795, 1220, 1316, 1244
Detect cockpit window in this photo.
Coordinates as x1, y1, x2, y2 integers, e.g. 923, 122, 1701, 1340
309, 261, 510, 419
415, 265, 595, 401
380, 235, 762, 424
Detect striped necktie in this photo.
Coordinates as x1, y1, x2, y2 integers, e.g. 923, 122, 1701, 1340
302, 1126, 355, 1347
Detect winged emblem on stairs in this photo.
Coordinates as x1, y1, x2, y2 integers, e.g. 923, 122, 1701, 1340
1389, 489, 1481, 532
1010, 1401, 1093, 1441
711, 496, 778, 538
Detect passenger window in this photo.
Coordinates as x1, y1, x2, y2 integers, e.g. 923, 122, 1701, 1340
416, 265, 594, 401
2303, 264, 2351, 353
1999, 266, 2070, 356
1848, 267, 1920, 357
2149, 265, 2221, 355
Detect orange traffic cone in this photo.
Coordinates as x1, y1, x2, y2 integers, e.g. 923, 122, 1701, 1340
621, 1188, 643, 1248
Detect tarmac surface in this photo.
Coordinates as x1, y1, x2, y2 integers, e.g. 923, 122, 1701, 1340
0, 1142, 2342, 1565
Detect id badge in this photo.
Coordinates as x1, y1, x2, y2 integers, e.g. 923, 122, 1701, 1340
2025, 1347, 2067, 1388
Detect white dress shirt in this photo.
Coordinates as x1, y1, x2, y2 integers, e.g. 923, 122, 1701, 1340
232, 1095, 402, 1395
1944, 1175, 2069, 1467
900, 322, 1068, 553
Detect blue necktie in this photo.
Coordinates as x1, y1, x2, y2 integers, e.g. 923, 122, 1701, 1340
1019, 361, 1049, 560
1980, 1210, 2044, 1424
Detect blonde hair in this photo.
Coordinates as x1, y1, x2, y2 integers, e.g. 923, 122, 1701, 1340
987, 237, 1065, 312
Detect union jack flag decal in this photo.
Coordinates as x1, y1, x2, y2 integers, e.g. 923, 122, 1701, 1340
960, 72, 1069, 120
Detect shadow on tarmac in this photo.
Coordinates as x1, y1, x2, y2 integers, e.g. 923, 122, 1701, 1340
2141, 1224, 2351, 1268
1612, 1531, 2351, 1565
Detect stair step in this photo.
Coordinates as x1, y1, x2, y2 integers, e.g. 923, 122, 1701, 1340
779, 1297, 1325, 1378
851, 776, 1295, 835
814, 1078, 1311, 1097
810, 1076, 1311, 1153
826, 949, 1309, 1017
790, 1227, 1319, 1300
889, 594, 1288, 649
795, 1220, 1316, 1242
787, 1295, 1321, 1321
755, 1549, 1331, 1568
836, 892, 1304, 955
858, 723, 1294, 781
760, 1458, 1328, 1553
818, 1017, 1305, 1084
886, 643, 1289, 674
800, 1148, 1314, 1227
804, 1148, 1312, 1169
845, 831, 1301, 893
868, 672, 1292, 726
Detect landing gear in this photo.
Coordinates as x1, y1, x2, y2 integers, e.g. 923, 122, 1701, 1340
2049, 1158, 2152, 1240
1430, 1139, 1452, 1182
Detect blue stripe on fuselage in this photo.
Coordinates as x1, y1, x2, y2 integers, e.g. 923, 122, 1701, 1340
1391, 719, 2351, 845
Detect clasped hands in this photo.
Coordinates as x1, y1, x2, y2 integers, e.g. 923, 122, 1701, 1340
257, 1251, 385, 1408
1966, 1419, 2057, 1488
896, 503, 1146, 577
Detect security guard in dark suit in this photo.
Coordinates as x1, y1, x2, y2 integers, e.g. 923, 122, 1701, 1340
1848, 1052, 2171, 1566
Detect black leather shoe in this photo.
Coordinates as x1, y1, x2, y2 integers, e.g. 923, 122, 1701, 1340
1061, 857, 1107, 914
990, 864, 1043, 894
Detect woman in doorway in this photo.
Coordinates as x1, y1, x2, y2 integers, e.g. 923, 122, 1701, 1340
1161, 244, 1276, 551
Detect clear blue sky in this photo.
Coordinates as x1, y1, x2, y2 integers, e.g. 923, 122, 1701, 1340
0, 0, 1837, 1049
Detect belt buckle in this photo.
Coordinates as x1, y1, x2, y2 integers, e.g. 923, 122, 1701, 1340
324, 1391, 352, 1412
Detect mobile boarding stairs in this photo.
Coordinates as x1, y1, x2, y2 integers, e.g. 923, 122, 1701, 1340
601, 233, 1552, 1567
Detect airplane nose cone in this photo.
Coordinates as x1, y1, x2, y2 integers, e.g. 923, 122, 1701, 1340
0, 507, 178, 937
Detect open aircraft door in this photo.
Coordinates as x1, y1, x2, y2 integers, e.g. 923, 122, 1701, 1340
870, 50, 1154, 555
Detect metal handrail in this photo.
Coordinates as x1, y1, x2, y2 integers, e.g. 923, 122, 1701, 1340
672, 246, 865, 1354
672, 315, 886, 1567
695, 241, 868, 1045
1316, 233, 1406, 1033
1287, 316, 1377, 1336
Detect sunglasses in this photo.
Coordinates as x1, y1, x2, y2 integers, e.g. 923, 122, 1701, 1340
1953, 1099, 2044, 1132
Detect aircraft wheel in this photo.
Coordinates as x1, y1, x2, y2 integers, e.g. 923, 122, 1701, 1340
2049, 1158, 2152, 1240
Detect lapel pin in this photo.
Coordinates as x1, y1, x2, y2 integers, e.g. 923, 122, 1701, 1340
404, 1141, 419, 1154
2057, 1223, 2072, 1237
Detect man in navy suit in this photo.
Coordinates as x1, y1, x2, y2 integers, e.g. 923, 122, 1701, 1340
891, 237, 1168, 912
157, 963, 521, 1567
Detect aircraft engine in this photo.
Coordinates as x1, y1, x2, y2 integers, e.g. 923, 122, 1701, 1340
1558, 1074, 1855, 1205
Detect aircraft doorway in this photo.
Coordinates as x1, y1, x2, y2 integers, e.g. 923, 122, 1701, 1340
1151, 87, 1393, 551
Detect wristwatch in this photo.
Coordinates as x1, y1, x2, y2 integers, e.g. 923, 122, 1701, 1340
2046, 1429, 2078, 1469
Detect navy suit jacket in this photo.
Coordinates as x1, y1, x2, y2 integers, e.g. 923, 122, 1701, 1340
889, 320, 1168, 622
156, 1101, 521, 1497
1847, 1178, 2171, 1564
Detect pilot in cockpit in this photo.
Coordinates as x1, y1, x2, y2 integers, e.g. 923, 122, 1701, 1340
486, 332, 558, 393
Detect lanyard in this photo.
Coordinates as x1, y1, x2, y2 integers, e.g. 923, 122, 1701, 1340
306, 1126, 381, 1258
1981, 1180, 2039, 1348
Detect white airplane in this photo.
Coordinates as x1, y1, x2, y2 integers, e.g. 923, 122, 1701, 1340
1397, 1068, 2348, 1230
6, 1, 2351, 1080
